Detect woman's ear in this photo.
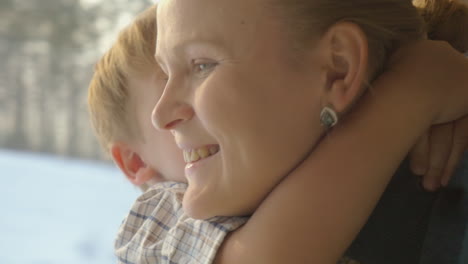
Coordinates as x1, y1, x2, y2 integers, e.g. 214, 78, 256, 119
110, 142, 156, 186
320, 22, 369, 113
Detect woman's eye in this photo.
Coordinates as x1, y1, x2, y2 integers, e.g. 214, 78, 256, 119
194, 62, 217, 74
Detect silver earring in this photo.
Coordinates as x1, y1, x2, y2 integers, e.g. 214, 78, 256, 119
320, 107, 338, 128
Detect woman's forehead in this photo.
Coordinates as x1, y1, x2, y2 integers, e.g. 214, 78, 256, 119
156, 0, 271, 35
156, 0, 279, 58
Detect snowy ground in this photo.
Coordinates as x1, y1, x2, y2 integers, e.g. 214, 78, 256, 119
0, 149, 140, 264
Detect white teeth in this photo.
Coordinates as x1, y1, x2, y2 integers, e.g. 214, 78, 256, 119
183, 145, 219, 163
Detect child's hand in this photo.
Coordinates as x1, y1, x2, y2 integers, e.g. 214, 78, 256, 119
409, 116, 468, 191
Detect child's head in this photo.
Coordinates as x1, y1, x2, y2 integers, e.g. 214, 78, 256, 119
153, 0, 468, 219
88, 5, 186, 191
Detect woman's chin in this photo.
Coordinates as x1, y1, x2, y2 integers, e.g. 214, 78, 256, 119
182, 189, 214, 220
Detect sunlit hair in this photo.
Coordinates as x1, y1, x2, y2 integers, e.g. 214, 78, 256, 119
88, 5, 158, 154
271, 0, 468, 81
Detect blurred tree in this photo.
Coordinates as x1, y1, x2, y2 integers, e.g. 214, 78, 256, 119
0, 0, 150, 160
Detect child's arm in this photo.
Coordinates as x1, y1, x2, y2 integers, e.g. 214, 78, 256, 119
214, 41, 468, 264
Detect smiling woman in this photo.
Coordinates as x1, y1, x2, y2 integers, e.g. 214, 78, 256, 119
153, 0, 468, 219
150, 0, 468, 263
154, 0, 327, 219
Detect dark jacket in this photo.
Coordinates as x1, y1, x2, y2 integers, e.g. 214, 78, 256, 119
347, 153, 468, 264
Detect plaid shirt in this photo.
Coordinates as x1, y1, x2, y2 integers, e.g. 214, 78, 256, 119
115, 181, 360, 264
115, 182, 248, 264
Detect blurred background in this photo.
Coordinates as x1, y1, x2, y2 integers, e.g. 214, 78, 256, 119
0, 0, 155, 263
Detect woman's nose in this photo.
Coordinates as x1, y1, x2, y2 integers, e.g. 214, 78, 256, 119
151, 81, 194, 131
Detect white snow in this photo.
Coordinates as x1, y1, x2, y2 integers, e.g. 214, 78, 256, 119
0, 149, 140, 264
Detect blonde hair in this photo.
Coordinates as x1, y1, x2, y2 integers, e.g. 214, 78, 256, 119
272, 0, 468, 81
88, 5, 158, 154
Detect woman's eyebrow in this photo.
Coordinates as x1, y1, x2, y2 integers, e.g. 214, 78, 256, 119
155, 37, 229, 65
184, 40, 228, 56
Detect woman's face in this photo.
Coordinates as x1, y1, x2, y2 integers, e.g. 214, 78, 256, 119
154, 0, 327, 219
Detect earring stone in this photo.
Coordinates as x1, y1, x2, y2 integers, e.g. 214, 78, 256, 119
320, 107, 338, 128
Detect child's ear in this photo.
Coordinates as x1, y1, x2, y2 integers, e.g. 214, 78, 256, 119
320, 22, 369, 113
110, 142, 156, 186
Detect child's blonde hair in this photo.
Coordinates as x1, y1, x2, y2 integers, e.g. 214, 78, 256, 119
272, 0, 468, 81
88, 5, 158, 154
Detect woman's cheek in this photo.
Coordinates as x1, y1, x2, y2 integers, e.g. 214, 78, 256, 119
195, 75, 238, 126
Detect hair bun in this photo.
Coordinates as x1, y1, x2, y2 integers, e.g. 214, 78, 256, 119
414, 0, 468, 52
